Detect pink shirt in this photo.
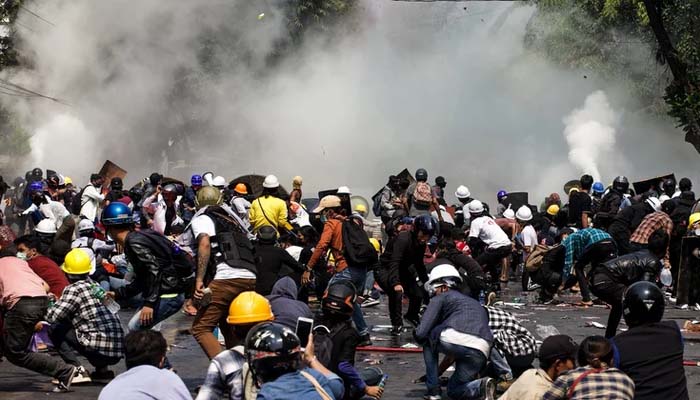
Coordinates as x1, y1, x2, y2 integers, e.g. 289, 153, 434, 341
0, 257, 48, 310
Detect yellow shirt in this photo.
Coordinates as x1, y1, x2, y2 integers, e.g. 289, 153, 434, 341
248, 195, 293, 233
499, 368, 554, 400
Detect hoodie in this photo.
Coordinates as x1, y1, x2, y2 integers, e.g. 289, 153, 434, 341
266, 277, 312, 329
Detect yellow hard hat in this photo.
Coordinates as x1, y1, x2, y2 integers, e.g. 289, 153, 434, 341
64, 176, 73, 185
369, 238, 381, 253
61, 249, 92, 275
226, 291, 274, 325
689, 213, 700, 228
547, 204, 560, 216
355, 204, 367, 214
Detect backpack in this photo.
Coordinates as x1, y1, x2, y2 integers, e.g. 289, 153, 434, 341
136, 229, 196, 289
525, 244, 557, 272
70, 185, 89, 215
342, 218, 378, 267
372, 192, 383, 217
413, 182, 433, 207
312, 326, 336, 368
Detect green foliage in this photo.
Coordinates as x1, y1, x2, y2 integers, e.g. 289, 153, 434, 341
0, 106, 30, 156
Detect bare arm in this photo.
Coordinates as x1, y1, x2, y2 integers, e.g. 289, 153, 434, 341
196, 233, 211, 283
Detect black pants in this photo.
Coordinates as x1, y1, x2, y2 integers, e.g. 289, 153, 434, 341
532, 269, 561, 301
386, 276, 422, 328
608, 223, 631, 256
589, 271, 626, 338
565, 240, 617, 302
476, 246, 512, 290
50, 322, 121, 369
506, 352, 535, 379
2, 297, 74, 380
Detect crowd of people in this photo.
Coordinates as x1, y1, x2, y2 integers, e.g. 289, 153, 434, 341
0, 167, 693, 399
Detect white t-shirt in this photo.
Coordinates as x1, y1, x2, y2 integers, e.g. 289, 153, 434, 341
521, 225, 538, 249
469, 216, 511, 249
190, 214, 255, 281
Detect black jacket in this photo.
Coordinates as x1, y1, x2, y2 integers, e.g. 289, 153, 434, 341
597, 249, 661, 284
378, 231, 427, 288
117, 230, 191, 307
595, 190, 624, 229
254, 243, 303, 295
429, 251, 486, 298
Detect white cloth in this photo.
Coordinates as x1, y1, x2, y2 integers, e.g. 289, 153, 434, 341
431, 207, 455, 225
231, 196, 251, 229
440, 328, 491, 358
521, 225, 538, 249
285, 246, 303, 262
72, 236, 114, 274
23, 199, 71, 230
143, 194, 183, 234
80, 184, 104, 221
190, 214, 255, 281
469, 216, 511, 249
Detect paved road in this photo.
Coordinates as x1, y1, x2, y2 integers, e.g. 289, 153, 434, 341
1, 290, 699, 399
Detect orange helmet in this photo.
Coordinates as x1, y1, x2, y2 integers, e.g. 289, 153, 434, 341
234, 183, 248, 195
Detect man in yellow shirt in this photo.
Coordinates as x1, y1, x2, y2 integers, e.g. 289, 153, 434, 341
248, 175, 294, 233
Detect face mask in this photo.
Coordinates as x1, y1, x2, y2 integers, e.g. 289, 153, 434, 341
320, 215, 328, 223
16, 252, 27, 261
695, 229, 700, 236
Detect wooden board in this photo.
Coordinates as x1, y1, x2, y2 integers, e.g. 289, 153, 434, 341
632, 173, 675, 196
98, 160, 127, 192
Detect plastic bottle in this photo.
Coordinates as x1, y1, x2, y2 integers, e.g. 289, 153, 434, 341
91, 283, 120, 314
377, 374, 389, 398
660, 268, 672, 287
479, 290, 486, 305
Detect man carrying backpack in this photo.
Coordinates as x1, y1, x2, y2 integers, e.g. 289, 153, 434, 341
188, 186, 257, 359
406, 169, 434, 217
102, 203, 193, 333
306, 195, 375, 347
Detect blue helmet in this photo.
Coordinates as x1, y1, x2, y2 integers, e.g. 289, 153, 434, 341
592, 182, 605, 194
101, 202, 134, 226
29, 181, 44, 193
191, 174, 203, 187
497, 190, 508, 201
413, 215, 437, 236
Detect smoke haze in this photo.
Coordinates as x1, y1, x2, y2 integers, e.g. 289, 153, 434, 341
4, 1, 698, 206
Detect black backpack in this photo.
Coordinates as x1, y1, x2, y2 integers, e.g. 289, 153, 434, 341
201, 206, 257, 282
341, 217, 378, 267
136, 229, 196, 287
372, 192, 383, 217
70, 185, 89, 215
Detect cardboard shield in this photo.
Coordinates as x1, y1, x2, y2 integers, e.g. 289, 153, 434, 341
98, 160, 127, 192
504, 192, 529, 212
632, 173, 675, 196
677, 235, 700, 306
370, 168, 415, 208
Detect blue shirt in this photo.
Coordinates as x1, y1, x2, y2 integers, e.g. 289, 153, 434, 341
99, 365, 192, 400
257, 368, 344, 400
562, 228, 612, 280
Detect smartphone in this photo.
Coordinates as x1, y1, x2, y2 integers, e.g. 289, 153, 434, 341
295, 317, 314, 349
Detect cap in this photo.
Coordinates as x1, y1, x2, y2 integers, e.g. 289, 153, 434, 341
313, 195, 341, 213
538, 334, 578, 363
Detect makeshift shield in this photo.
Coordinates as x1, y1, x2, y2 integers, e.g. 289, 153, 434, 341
677, 235, 700, 306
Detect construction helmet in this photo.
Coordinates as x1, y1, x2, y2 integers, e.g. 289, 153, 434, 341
547, 204, 560, 217
337, 186, 351, 195
369, 238, 381, 253
263, 175, 280, 189
468, 199, 484, 214
64, 176, 73, 185
29, 181, 44, 193
61, 248, 92, 275
645, 197, 662, 212
35, 219, 57, 234
212, 176, 226, 188
622, 281, 664, 328
503, 207, 515, 220
195, 186, 222, 209
354, 204, 367, 214
516, 205, 533, 221
689, 213, 700, 228
455, 185, 471, 200
101, 202, 134, 226
227, 292, 274, 325
234, 183, 248, 195
413, 215, 437, 237
426, 264, 462, 296
191, 174, 203, 187
497, 190, 508, 201
78, 219, 95, 232
592, 182, 605, 194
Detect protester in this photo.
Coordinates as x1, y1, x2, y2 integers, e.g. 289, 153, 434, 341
230, 183, 251, 227
80, 174, 106, 221
629, 204, 673, 267
180, 174, 202, 224
249, 175, 294, 234
98, 330, 192, 400
379, 175, 404, 224
196, 291, 275, 400
468, 200, 512, 293
495, 190, 508, 218
266, 276, 312, 330
561, 228, 617, 306
485, 306, 538, 380
607, 197, 658, 255
499, 335, 578, 400
568, 174, 593, 229
290, 176, 303, 203
23, 183, 74, 242
543, 336, 634, 400
255, 226, 304, 295
594, 176, 629, 230
143, 183, 183, 235
15, 234, 69, 298
430, 238, 486, 299
406, 168, 434, 217
246, 322, 345, 400
47, 249, 124, 381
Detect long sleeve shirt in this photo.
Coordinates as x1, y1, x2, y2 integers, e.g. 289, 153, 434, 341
630, 211, 673, 264
562, 228, 612, 280
307, 216, 347, 272
80, 184, 105, 221
248, 195, 293, 233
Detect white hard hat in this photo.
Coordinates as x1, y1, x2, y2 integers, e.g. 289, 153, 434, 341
646, 197, 662, 212
35, 219, 57, 234
263, 174, 280, 189
78, 219, 95, 232
212, 176, 226, 187
515, 205, 533, 221
337, 186, 351, 195
455, 185, 471, 199
468, 199, 484, 214
427, 264, 462, 286
58, 174, 65, 186
503, 207, 515, 220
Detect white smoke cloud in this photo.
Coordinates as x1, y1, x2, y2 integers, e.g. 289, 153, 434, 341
562, 90, 617, 181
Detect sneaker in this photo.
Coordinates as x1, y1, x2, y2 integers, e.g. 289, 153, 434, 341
358, 333, 372, 347
423, 388, 442, 400
361, 297, 380, 308
543, 298, 562, 305
481, 377, 496, 400
53, 366, 77, 393
486, 292, 497, 306
496, 379, 514, 393
390, 325, 404, 335
72, 366, 92, 384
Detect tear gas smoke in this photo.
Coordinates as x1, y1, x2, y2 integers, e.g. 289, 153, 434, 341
4, 1, 698, 206
563, 91, 617, 182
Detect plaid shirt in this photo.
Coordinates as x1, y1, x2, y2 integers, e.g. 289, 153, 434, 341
543, 366, 634, 400
562, 228, 612, 280
486, 306, 537, 356
630, 211, 673, 263
46, 279, 124, 358
196, 347, 249, 400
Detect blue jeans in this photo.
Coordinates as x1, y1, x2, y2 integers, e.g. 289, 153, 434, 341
329, 266, 369, 335
423, 340, 488, 399
489, 348, 513, 380
127, 294, 185, 332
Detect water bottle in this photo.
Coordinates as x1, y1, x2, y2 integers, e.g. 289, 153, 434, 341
91, 283, 120, 314
479, 290, 486, 305
377, 374, 389, 398
660, 268, 672, 287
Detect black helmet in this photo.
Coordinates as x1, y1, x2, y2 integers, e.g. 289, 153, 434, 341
246, 322, 301, 386
622, 281, 664, 328
32, 167, 43, 180
414, 214, 437, 237
662, 179, 676, 196
322, 280, 356, 316
110, 177, 123, 191
46, 175, 60, 189
257, 226, 278, 243
612, 176, 629, 193
415, 168, 428, 182
435, 176, 446, 186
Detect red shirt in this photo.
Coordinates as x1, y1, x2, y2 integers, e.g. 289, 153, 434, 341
27, 256, 69, 298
